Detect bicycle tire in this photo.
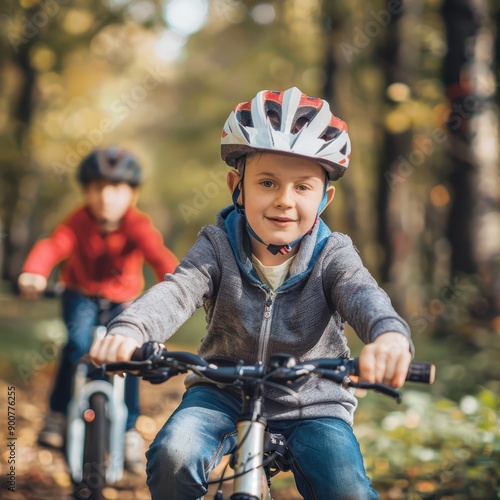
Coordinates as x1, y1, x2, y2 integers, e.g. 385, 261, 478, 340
74, 392, 109, 500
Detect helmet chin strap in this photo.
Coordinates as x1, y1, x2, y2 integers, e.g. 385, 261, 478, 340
231, 171, 329, 256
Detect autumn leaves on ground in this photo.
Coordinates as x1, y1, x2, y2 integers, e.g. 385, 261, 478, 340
0, 359, 301, 500
1, 366, 173, 500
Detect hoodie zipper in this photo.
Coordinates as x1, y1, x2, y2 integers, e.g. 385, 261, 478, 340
258, 289, 276, 362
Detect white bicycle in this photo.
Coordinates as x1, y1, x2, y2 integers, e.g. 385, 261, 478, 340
67, 324, 128, 500
105, 343, 435, 500
39, 286, 131, 500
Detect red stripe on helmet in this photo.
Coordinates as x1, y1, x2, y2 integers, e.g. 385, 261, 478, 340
263, 90, 283, 104
329, 115, 348, 131
299, 94, 323, 109
235, 100, 252, 112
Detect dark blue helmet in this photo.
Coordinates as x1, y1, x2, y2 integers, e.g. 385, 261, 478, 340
77, 147, 142, 187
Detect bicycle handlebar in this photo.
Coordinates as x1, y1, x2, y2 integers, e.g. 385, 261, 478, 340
103, 346, 435, 403
43, 282, 66, 298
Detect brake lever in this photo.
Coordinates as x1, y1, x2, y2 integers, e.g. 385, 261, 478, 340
348, 380, 403, 403
313, 368, 347, 384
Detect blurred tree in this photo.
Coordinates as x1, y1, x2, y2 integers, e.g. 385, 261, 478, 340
321, 2, 358, 235
376, 0, 417, 313
320, 1, 388, 273
0, 0, 167, 283
441, 0, 500, 318
0, 2, 41, 283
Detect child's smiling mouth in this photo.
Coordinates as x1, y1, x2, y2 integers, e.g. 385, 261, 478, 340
265, 216, 297, 227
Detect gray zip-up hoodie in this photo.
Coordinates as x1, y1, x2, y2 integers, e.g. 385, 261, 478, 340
108, 206, 413, 425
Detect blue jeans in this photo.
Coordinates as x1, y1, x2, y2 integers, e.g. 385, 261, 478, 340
146, 385, 378, 500
49, 289, 139, 430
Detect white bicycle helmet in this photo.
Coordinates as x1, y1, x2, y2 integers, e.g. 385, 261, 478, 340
221, 87, 350, 180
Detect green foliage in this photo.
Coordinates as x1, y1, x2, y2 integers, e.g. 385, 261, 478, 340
357, 387, 500, 498
350, 320, 500, 498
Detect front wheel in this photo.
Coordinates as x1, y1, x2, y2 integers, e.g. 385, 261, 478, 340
74, 392, 109, 500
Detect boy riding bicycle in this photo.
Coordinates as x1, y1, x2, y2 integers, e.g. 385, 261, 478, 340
91, 88, 413, 499
18, 146, 179, 473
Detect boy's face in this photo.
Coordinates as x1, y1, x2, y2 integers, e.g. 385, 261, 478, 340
84, 180, 137, 225
228, 152, 335, 261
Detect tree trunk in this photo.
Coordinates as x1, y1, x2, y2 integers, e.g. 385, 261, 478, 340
2, 11, 40, 284
376, 0, 422, 313
321, 5, 357, 233
321, 3, 365, 253
441, 0, 500, 316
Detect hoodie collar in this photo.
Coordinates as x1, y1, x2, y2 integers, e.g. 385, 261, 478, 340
219, 205, 331, 290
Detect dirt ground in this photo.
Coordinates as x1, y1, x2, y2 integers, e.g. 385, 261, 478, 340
0, 362, 301, 500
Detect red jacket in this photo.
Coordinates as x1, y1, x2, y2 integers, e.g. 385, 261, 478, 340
22, 206, 179, 302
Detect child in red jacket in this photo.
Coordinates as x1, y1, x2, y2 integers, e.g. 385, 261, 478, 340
18, 147, 179, 473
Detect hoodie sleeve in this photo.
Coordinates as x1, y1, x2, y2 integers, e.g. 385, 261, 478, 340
22, 218, 77, 277
124, 209, 180, 280
323, 233, 414, 354
106, 228, 220, 344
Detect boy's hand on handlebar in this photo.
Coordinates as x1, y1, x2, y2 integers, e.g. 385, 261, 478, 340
89, 333, 140, 366
358, 332, 411, 388
18, 272, 47, 299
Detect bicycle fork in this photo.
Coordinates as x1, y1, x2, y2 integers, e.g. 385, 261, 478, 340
67, 370, 128, 483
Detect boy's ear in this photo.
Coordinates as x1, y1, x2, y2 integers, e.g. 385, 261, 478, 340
319, 185, 335, 215
227, 169, 241, 196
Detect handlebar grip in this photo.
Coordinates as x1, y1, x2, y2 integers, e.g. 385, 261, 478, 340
43, 282, 66, 298
406, 361, 435, 384
352, 359, 435, 384
131, 341, 164, 361
131, 347, 145, 361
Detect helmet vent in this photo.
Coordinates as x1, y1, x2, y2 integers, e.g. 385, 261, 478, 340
106, 147, 121, 168
339, 143, 347, 155
291, 106, 318, 134
292, 116, 309, 134
108, 157, 118, 167
321, 126, 342, 142
236, 109, 253, 127
264, 100, 282, 130
266, 110, 280, 130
